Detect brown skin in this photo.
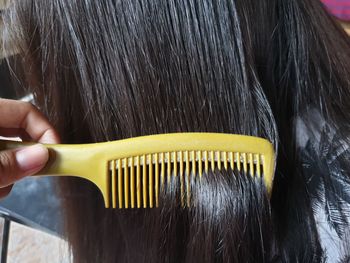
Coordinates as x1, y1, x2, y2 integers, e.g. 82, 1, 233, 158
0, 98, 60, 198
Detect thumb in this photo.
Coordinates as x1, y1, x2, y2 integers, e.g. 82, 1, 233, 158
0, 144, 49, 187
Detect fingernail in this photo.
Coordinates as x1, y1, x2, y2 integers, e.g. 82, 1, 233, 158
15, 144, 49, 172
39, 130, 61, 144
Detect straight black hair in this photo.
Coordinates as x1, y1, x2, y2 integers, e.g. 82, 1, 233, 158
3, 0, 350, 262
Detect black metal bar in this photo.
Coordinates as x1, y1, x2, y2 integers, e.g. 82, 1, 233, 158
0, 207, 57, 237
1, 219, 10, 263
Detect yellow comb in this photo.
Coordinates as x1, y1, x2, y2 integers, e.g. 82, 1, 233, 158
0, 133, 275, 208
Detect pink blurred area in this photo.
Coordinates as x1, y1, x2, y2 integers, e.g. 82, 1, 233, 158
321, 0, 350, 21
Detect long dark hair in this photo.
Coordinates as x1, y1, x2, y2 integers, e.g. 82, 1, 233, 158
3, 0, 350, 262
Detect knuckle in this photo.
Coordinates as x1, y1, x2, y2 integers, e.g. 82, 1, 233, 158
0, 152, 16, 185
23, 101, 36, 112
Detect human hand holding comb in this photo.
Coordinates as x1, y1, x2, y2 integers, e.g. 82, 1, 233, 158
1, 127, 275, 209
0, 98, 60, 198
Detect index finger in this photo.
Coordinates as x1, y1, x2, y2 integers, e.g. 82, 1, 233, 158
0, 98, 60, 144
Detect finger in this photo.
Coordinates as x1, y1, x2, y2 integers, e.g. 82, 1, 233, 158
0, 128, 31, 141
0, 185, 13, 199
0, 144, 49, 187
0, 98, 60, 144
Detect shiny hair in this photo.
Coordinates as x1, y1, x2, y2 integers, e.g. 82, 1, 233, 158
3, 0, 350, 262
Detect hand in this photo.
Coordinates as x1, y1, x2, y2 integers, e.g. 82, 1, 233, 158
0, 98, 60, 198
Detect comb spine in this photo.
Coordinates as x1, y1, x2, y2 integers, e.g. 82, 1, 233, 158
223, 151, 228, 170
161, 152, 165, 191
155, 153, 159, 208
189, 151, 195, 207
192, 151, 196, 177
143, 154, 147, 208
124, 158, 129, 208
167, 152, 171, 191
198, 151, 203, 178
179, 151, 184, 206
118, 159, 123, 209
149, 154, 153, 208
184, 151, 189, 207
173, 152, 178, 178
243, 153, 247, 174
136, 156, 141, 208
249, 153, 254, 176
130, 157, 135, 208
111, 160, 117, 208
204, 151, 209, 174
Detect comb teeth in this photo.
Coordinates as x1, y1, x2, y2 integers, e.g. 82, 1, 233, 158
108, 151, 265, 208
